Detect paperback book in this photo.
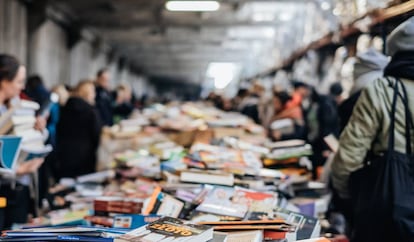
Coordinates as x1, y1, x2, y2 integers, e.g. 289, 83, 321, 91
114, 216, 213, 242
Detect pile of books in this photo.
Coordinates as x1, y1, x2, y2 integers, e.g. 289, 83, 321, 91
1, 101, 330, 241
0, 99, 52, 174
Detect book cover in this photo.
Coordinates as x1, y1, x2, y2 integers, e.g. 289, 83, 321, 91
0, 135, 22, 170
114, 216, 213, 242
196, 186, 248, 218
154, 193, 184, 218
113, 214, 162, 229
273, 208, 321, 240
233, 187, 278, 214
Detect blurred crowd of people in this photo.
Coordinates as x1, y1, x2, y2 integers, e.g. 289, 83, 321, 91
0, 61, 139, 228
207, 78, 344, 179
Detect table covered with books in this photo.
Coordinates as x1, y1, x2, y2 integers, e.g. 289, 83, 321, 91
1, 102, 336, 242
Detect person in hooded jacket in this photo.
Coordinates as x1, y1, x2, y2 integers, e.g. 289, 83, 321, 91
331, 16, 414, 241
55, 80, 101, 179
338, 48, 389, 132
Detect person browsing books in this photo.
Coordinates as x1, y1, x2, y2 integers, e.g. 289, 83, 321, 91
0, 54, 45, 229
55, 80, 101, 179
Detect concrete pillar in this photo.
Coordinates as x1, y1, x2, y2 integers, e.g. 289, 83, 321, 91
0, 0, 28, 64
69, 40, 94, 86
29, 20, 69, 88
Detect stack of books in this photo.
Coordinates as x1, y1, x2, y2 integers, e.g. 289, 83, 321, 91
0, 99, 52, 161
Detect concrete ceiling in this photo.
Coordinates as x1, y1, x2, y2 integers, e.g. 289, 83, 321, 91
51, 0, 337, 84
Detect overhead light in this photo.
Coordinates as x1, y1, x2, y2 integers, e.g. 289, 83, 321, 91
166, 1, 220, 12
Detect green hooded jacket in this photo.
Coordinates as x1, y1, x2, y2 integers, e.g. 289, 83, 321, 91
332, 77, 414, 198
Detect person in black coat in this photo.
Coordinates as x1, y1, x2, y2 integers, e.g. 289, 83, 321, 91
307, 87, 341, 179
55, 80, 101, 179
95, 68, 113, 126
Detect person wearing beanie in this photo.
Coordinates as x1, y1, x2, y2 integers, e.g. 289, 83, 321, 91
331, 16, 414, 241
338, 48, 389, 132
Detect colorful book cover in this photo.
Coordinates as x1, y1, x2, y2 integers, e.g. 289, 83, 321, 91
196, 186, 248, 218
233, 187, 278, 214
0, 135, 22, 170
114, 216, 213, 242
113, 214, 162, 229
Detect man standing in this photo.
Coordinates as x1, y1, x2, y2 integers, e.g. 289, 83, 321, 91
95, 68, 113, 126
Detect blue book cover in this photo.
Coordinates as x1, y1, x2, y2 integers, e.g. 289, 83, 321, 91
0, 135, 22, 170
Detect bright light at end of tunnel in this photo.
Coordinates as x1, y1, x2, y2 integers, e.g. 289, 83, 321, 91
207, 62, 239, 89
166, 1, 220, 12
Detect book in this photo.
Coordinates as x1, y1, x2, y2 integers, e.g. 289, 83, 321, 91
196, 186, 248, 218
76, 170, 115, 183
180, 170, 234, 186
266, 139, 306, 149
2, 226, 127, 241
19, 144, 53, 161
114, 217, 213, 242
153, 193, 184, 218
233, 187, 278, 214
84, 215, 114, 227
19, 99, 40, 110
198, 219, 286, 226
11, 115, 36, 126
13, 108, 36, 116
323, 134, 339, 152
12, 123, 34, 134
273, 208, 321, 240
189, 211, 241, 223
14, 128, 43, 143
3, 226, 103, 237
0, 100, 39, 135
270, 118, 294, 134
94, 197, 144, 214
209, 231, 228, 242
48, 209, 90, 226
226, 230, 263, 242
0, 107, 16, 135
0, 135, 22, 171
198, 219, 294, 232
113, 214, 162, 229
266, 144, 313, 161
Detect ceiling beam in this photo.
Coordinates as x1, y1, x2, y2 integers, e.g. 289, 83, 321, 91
84, 17, 283, 29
